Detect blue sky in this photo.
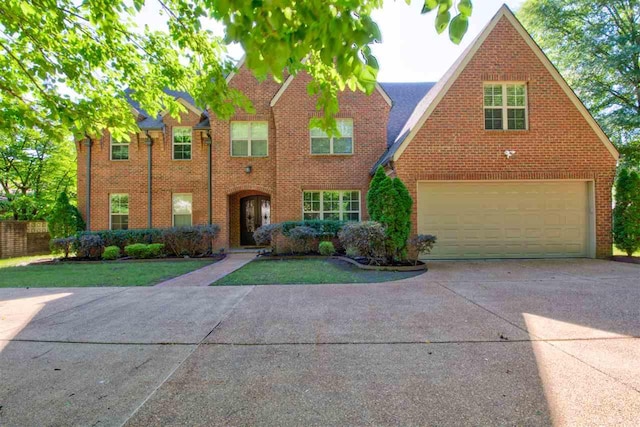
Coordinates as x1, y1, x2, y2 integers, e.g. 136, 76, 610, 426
138, 1, 526, 83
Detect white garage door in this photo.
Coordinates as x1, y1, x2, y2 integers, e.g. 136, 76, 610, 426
417, 181, 591, 259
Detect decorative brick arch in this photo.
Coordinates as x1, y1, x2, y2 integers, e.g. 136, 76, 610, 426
226, 184, 273, 196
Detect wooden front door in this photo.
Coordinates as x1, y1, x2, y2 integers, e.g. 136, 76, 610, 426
240, 195, 271, 246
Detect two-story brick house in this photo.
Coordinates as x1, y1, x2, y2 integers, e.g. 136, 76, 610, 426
77, 6, 619, 259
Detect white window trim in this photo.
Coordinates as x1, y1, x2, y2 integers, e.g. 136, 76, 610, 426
309, 119, 354, 155
172, 193, 193, 227
110, 135, 129, 161
483, 82, 528, 131
109, 194, 129, 230
172, 127, 193, 161
230, 121, 269, 157
301, 190, 361, 221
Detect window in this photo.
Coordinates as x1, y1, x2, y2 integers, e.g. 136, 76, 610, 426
110, 194, 129, 230
303, 191, 360, 221
310, 119, 353, 154
231, 122, 268, 157
172, 194, 192, 226
110, 136, 129, 160
173, 127, 192, 160
484, 83, 527, 130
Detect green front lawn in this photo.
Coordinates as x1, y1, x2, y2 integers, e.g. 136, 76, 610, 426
213, 258, 423, 286
0, 259, 215, 288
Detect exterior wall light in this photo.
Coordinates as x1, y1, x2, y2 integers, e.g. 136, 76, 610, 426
504, 150, 516, 159
245, 165, 252, 174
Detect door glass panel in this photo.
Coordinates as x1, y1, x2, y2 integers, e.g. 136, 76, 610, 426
244, 198, 256, 233
261, 198, 271, 225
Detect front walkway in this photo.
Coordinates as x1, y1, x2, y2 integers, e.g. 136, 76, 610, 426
155, 253, 255, 287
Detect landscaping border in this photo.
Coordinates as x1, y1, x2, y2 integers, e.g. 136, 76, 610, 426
256, 253, 427, 272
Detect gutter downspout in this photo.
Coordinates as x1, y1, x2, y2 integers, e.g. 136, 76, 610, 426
84, 135, 92, 230
205, 130, 212, 225
145, 131, 153, 229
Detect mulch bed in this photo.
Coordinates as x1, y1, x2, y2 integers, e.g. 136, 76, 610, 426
610, 256, 640, 265
257, 252, 427, 272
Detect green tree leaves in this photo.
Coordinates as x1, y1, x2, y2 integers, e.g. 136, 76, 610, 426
422, 0, 472, 43
520, 0, 640, 169
613, 168, 640, 256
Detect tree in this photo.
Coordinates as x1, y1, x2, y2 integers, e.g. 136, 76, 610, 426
47, 191, 85, 238
0, 128, 76, 220
519, 1, 640, 168
613, 168, 640, 256
367, 166, 414, 261
0, 0, 474, 139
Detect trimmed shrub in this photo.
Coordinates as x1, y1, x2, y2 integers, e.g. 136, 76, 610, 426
408, 234, 437, 265
74, 234, 104, 259
287, 226, 317, 254
319, 241, 335, 256
50, 236, 77, 258
160, 224, 220, 257
613, 168, 640, 256
124, 243, 165, 259
338, 221, 387, 264
280, 220, 345, 239
102, 245, 121, 260
253, 223, 282, 246
81, 228, 162, 250
48, 192, 85, 238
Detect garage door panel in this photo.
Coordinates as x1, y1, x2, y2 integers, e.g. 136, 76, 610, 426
417, 181, 590, 259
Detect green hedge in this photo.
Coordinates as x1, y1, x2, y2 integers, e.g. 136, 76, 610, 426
280, 220, 346, 237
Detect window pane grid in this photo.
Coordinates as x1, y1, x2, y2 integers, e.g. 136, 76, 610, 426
172, 194, 192, 227
484, 84, 526, 130
302, 191, 360, 221
310, 119, 353, 154
110, 138, 129, 160
110, 194, 129, 230
231, 122, 268, 157
173, 127, 192, 160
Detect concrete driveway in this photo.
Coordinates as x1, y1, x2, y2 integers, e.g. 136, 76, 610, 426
0, 259, 639, 426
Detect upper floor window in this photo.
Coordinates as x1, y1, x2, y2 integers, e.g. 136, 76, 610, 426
303, 190, 360, 221
231, 122, 268, 157
484, 83, 527, 130
110, 194, 129, 230
173, 127, 192, 160
172, 193, 192, 227
110, 136, 129, 161
310, 119, 353, 154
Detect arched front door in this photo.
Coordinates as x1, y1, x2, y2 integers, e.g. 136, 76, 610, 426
240, 195, 271, 246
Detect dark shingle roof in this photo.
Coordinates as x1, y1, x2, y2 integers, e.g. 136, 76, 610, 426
125, 88, 206, 130
380, 82, 436, 147
372, 82, 436, 172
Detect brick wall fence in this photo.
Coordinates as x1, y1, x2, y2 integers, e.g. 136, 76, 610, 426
0, 221, 50, 259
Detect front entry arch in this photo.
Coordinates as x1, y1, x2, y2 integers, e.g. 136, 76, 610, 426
239, 195, 271, 246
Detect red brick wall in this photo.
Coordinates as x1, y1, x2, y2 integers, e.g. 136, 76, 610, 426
272, 72, 390, 223
392, 16, 617, 258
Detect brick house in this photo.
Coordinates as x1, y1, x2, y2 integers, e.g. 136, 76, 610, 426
77, 6, 618, 259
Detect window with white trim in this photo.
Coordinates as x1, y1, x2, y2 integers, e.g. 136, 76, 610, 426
484, 83, 527, 130
310, 119, 353, 154
172, 193, 192, 226
231, 122, 268, 157
303, 190, 360, 221
173, 127, 192, 160
110, 136, 129, 160
110, 194, 129, 230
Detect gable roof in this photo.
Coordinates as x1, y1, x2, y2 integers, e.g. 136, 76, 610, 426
270, 73, 393, 108
379, 4, 618, 167
125, 88, 207, 130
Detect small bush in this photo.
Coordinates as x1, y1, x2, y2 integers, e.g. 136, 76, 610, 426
75, 234, 104, 259
253, 223, 282, 246
50, 236, 77, 258
48, 192, 85, 238
319, 241, 335, 256
102, 245, 121, 260
124, 243, 165, 259
281, 220, 345, 239
160, 224, 220, 257
287, 226, 317, 254
338, 221, 387, 264
408, 234, 437, 265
